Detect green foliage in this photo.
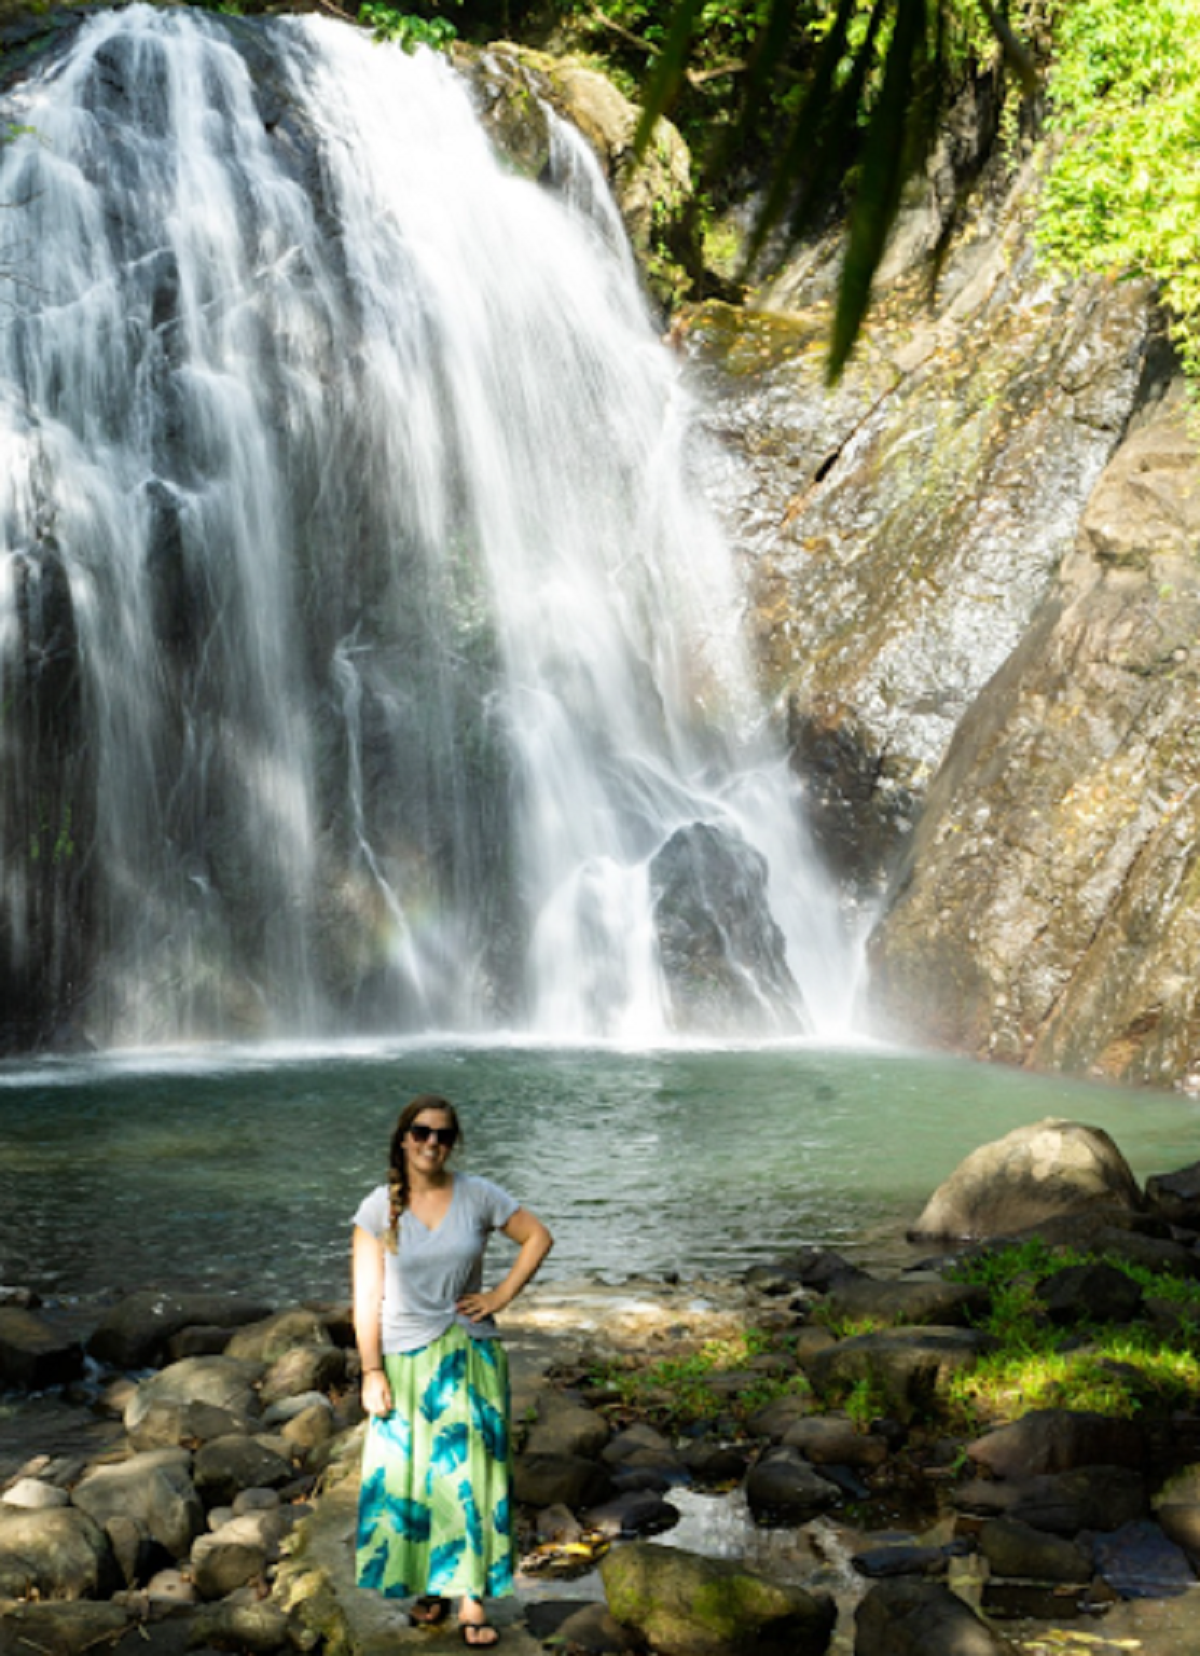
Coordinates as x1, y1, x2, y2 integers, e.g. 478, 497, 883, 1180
944, 1240, 1200, 1431
1038, 0, 1200, 374
361, 2, 460, 51
840, 1373, 888, 1425
621, 0, 1039, 376
589, 1327, 812, 1428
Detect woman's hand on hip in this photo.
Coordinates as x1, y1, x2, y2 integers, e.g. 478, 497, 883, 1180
457, 1287, 508, 1322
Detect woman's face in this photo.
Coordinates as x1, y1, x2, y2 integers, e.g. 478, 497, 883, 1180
403, 1107, 457, 1176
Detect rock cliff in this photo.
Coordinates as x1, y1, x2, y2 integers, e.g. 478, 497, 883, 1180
685, 146, 1200, 1088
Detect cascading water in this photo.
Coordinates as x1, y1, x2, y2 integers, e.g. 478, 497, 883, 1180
0, 4, 858, 1051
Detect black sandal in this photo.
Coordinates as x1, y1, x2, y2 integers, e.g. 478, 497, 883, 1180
410, 1596, 451, 1626
459, 1624, 499, 1648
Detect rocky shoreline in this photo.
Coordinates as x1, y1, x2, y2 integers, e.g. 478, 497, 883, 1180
4, 1118, 1200, 1655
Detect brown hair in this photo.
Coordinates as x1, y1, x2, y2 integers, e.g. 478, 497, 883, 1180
385, 1094, 461, 1251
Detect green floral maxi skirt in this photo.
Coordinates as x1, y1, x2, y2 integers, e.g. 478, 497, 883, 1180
355, 1325, 515, 1600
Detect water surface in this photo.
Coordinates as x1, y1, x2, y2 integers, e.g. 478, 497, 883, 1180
2, 1040, 1197, 1308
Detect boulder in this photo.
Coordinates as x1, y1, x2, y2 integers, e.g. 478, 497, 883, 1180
512, 1452, 613, 1511
824, 1275, 989, 1328
680, 1441, 753, 1483
525, 1396, 611, 1460
582, 1490, 679, 1539
71, 1450, 204, 1560
966, 1409, 1145, 1478
190, 1532, 269, 1600
803, 1327, 986, 1422
0, 1601, 131, 1656
86, 1292, 274, 1370
224, 1309, 332, 1366
850, 1542, 949, 1579
189, 1596, 295, 1654
1093, 1518, 1196, 1599
909, 1119, 1142, 1241
124, 1356, 263, 1442
777, 1249, 868, 1292
1145, 1160, 1200, 1228
780, 1415, 889, 1470
955, 1464, 1148, 1535
280, 1402, 335, 1461
978, 1517, 1093, 1583
743, 1448, 841, 1524
102, 1511, 158, 1588
528, 1599, 639, 1653
1036, 1261, 1144, 1325
601, 1423, 686, 1478
259, 1343, 345, 1405
0, 1505, 116, 1600
0, 1308, 84, 1391
649, 822, 804, 1035
745, 1395, 819, 1441
1154, 1464, 1200, 1566
192, 1436, 294, 1507
127, 1399, 247, 1454
855, 1579, 1009, 1655
599, 1540, 836, 1656
2, 1478, 70, 1511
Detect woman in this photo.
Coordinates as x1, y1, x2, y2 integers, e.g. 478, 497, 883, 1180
353, 1094, 553, 1649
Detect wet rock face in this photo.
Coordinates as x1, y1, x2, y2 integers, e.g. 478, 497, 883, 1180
649, 821, 803, 1035
454, 42, 693, 308
689, 160, 1153, 900
868, 384, 1200, 1083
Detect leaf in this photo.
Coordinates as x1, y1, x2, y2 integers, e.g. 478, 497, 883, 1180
459, 1475, 484, 1554
420, 1345, 468, 1422
633, 0, 706, 152
741, 0, 868, 274
388, 1495, 434, 1541
486, 1553, 514, 1596
426, 1537, 467, 1592
828, 0, 933, 381
469, 1386, 509, 1462
357, 1537, 393, 1591
427, 1421, 469, 1483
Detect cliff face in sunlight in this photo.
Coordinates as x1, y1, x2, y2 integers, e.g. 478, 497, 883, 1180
689, 146, 1200, 1090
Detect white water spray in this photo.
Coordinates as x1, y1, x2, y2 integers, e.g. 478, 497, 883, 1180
0, 6, 857, 1048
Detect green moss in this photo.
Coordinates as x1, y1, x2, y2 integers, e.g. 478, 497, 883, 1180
941, 1240, 1200, 1431
588, 1327, 811, 1428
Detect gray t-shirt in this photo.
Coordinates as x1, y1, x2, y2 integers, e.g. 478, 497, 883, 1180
353, 1173, 520, 1354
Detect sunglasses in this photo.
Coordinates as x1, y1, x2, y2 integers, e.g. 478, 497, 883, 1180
408, 1123, 457, 1147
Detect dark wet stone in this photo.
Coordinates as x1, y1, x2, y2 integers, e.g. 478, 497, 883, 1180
1036, 1261, 1144, 1326
0, 1309, 85, 1392
977, 1516, 1092, 1583
649, 821, 803, 1036
803, 1326, 987, 1422
967, 1409, 1145, 1478
582, 1490, 679, 1539
1094, 1519, 1196, 1599
855, 1578, 1009, 1654
744, 1447, 841, 1524
512, 1451, 614, 1510
825, 1275, 989, 1329
955, 1465, 1148, 1536
851, 1543, 948, 1579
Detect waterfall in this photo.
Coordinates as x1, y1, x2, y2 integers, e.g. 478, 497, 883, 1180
0, 5, 855, 1051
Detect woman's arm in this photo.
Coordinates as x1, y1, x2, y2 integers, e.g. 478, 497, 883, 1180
457, 1206, 554, 1322
352, 1223, 393, 1416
